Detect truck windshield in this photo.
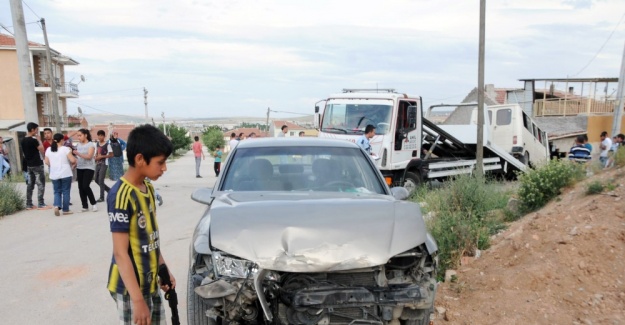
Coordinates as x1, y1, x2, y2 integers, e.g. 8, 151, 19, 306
321, 103, 392, 135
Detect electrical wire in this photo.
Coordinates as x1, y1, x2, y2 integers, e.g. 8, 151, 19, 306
570, 11, 625, 77
80, 88, 144, 96
21, 0, 41, 20
68, 100, 147, 119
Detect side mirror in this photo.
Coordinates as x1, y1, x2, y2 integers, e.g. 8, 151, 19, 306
191, 187, 213, 205
390, 187, 410, 200
315, 105, 320, 113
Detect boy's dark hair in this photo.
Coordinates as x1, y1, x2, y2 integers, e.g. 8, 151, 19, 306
576, 135, 585, 144
97, 130, 106, 136
600, 131, 608, 137
231, 132, 236, 138
43, 127, 52, 132
126, 124, 173, 167
617, 133, 625, 141
216, 145, 221, 149
194, 136, 199, 141
27, 122, 39, 132
281, 125, 288, 131
365, 124, 376, 134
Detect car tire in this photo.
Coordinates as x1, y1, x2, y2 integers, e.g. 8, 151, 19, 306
402, 307, 432, 325
187, 269, 217, 325
403, 171, 422, 195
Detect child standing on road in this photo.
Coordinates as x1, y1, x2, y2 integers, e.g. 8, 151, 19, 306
213, 145, 223, 177
107, 124, 174, 325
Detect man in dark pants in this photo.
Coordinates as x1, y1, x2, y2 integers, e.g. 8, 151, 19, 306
21, 122, 51, 210
95, 130, 113, 202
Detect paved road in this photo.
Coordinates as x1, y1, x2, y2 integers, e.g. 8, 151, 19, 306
0, 149, 218, 324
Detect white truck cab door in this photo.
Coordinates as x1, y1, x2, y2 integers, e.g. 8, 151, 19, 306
391, 100, 421, 168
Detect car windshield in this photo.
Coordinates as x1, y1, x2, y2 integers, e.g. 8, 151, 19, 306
220, 146, 386, 194
321, 103, 392, 135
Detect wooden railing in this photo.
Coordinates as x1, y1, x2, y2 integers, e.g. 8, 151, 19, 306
534, 98, 618, 117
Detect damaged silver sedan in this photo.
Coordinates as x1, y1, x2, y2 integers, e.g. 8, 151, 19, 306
189, 138, 438, 325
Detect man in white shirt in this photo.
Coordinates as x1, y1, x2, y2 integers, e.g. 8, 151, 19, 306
599, 131, 612, 168
277, 125, 288, 137
228, 132, 239, 152
357, 124, 376, 156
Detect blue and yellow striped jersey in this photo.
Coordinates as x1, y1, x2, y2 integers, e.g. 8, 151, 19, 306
106, 177, 160, 295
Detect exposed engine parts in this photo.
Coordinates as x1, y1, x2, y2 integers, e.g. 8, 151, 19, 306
191, 245, 437, 325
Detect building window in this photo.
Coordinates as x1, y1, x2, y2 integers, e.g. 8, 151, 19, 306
290, 132, 294, 136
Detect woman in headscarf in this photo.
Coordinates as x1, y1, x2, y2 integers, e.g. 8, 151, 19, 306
107, 132, 125, 181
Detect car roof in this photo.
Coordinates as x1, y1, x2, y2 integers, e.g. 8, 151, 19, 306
234, 137, 361, 149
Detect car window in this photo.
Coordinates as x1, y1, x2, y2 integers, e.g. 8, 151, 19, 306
496, 109, 511, 126
220, 146, 386, 194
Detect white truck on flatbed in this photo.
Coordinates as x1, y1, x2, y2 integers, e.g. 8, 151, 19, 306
315, 89, 527, 193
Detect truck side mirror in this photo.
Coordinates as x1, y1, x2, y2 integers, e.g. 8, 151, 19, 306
315, 105, 320, 113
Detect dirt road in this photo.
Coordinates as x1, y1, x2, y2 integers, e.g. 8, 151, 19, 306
0, 150, 216, 324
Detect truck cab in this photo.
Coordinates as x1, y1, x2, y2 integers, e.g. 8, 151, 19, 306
316, 89, 424, 190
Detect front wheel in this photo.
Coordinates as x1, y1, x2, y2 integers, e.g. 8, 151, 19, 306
187, 268, 217, 325
403, 171, 422, 196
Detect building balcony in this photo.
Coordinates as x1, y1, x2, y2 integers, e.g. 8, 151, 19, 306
33, 80, 79, 98
534, 98, 618, 117
57, 82, 79, 98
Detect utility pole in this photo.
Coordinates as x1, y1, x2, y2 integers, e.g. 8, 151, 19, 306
266, 107, 270, 134
9, 0, 38, 125
475, 0, 486, 177
40, 18, 62, 133
612, 41, 625, 137
161, 112, 167, 136
144, 87, 149, 124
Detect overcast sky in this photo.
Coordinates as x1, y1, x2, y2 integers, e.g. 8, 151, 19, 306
1, 0, 624, 120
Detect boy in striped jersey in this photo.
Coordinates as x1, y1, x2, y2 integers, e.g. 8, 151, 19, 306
107, 125, 174, 325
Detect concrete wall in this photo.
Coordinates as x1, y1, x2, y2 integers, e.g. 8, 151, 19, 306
586, 115, 625, 142
0, 50, 24, 120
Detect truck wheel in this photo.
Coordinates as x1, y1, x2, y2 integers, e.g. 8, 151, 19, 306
187, 269, 217, 325
403, 171, 422, 195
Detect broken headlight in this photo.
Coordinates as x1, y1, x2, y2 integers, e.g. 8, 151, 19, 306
211, 251, 258, 279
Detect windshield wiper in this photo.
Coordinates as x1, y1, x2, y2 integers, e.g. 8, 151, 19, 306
322, 128, 348, 134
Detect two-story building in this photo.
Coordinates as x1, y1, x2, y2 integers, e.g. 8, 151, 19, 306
0, 33, 80, 173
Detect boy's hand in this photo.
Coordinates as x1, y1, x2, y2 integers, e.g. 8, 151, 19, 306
160, 270, 176, 292
133, 298, 151, 325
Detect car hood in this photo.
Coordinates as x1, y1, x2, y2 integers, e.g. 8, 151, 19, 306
208, 192, 428, 272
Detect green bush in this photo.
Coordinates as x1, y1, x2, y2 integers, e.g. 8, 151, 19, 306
517, 159, 585, 212
614, 146, 625, 168
202, 126, 225, 152
0, 182, 25, 216
415, 175, 511, 276
585, 180, 604, 195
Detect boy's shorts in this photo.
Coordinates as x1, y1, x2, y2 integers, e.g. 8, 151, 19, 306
110, 291, 166, 325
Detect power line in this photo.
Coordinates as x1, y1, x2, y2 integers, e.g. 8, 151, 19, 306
571, 11, 625, 77
80, 87, 144, 96
68, 100, 148, 119
21, 0, 41, 20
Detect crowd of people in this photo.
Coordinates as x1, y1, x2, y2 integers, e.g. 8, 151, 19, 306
11, 122, 129, 215
567, 131, 624, 168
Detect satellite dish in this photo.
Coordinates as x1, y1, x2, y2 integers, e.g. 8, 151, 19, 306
77, 107, 83, 115
80, 75, 86, 82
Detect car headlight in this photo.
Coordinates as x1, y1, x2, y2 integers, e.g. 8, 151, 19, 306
211, 251, 258, 279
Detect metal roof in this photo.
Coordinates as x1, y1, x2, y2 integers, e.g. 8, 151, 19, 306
519, 78, 618, 83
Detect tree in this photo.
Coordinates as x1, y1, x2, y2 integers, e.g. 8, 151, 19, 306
202, 125, 225, 152
158, 124, 192, 153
